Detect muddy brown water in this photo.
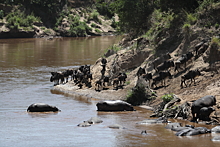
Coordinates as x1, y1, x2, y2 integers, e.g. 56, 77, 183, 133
0, 36, 219, 147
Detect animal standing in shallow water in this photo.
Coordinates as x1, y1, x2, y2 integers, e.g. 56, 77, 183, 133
27, 103, 60, 112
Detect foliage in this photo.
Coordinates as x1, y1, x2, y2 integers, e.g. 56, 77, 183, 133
67, 15, 92, 37
211, 37, 220, 48
145, 9, 175, 45
88, 10, 102, 24
126, 85, 154, 106
110, 0, 154, 37
160, 93, 174, 103
5, 8, 40, 30
0, 10, 4, 19
183, 10, 198, 25
95, 0, 114, 19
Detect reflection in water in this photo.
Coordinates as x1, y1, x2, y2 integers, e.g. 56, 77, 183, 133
27, 112, 59, 118
0, 37, 219, 147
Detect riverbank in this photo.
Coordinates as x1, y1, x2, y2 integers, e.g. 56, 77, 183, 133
0, 3, 116, 39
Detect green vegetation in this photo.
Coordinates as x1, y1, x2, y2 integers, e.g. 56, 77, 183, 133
161, 93, 174, 103
0, 10, 4, 19
126, 85, 155, 106
5, 8, 40, 30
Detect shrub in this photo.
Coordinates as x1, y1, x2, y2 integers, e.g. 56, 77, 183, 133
0, 10, 4, 19
161, 93, 174, 103
126, 85, 155, 106
5, 9, 40, 29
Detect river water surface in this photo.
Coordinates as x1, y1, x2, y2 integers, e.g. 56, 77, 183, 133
0, 36, 219, 147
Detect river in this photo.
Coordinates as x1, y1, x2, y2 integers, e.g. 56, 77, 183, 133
0, 36, 219, 147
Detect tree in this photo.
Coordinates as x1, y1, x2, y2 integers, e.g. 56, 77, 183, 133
110, 0, 154, 37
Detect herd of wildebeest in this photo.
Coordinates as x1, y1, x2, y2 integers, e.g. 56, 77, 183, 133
27, 39, 220, 140
50, 39, 209, 91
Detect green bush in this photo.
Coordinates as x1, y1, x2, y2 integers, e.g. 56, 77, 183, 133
88, 10, 102, 24
161, 93, 174, 103
0, 10, 4, 19
5, 9, 40, 29
126, 85, 154, 106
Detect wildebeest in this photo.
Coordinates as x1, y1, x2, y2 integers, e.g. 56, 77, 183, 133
95, 79, 102, 91
198, 107, 215, 121
62, 69, 74, 83
102, 76, 110, 87
180, 69, 201, 87
174, 52, 194, 72
197, 43, 209, 57
118, 72, 127, 86
156, 60, 174, 72
191, 95, 216, 121
195, 40, 206, 56
112, 78, 119, 88
50, 72, 64, 85
151, 71, 172, 88
101, 57, 107, 65
152, 53, 171, 70
136, 67, 146, 77
142, 73, 152, 86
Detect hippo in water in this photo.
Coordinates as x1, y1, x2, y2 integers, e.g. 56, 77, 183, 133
27, 103, 60, 112
191, 95, 216, 121
96, 100, 135, 111
175, 127, 211, 136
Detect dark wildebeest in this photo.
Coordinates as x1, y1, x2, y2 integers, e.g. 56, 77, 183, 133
112, 78, 119, 88
102, 76, 110, 87
197, 43, 209, 57
50, 72, 64, 85
156, 60, 174, 72
118, 72, 127, 86
136, 67, 146, 77
152, 53, 171, 70
101, 58, 107, 65
191, 95, 216, 122
95, 79, 102, 91
198, 107, 215, 121
195, 40, 206, 56
151, 71, 172, 88
142, 73, 152, 86
174, 52, 194, 72
62, 69, 73, 83
180, 69, 201, 88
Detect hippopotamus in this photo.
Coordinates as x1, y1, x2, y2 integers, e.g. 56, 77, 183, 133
212, 136, 220, 141
77, 121, 91, 127
77, 117, 103, 127
211, 126, 220, 133
27, 103, 60, 112
198, 107, 215, 121
175, 127, 211, 136
96, 100, 135, 111
165, 122, 181, 129
87, 117, 103, 124
191, 95, 216, 121
108, 124, 126, 129
137, 116, 168, 124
